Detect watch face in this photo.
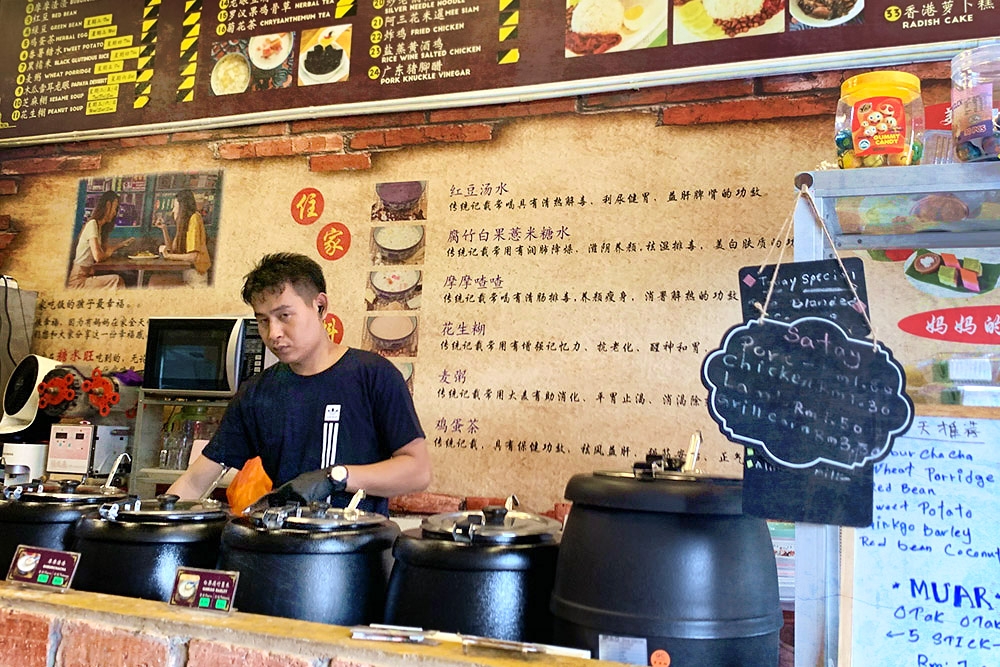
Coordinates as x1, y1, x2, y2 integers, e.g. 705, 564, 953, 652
332, 466, 348, 482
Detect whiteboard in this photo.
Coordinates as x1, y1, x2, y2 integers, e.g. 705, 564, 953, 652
844, 409, 1000, 666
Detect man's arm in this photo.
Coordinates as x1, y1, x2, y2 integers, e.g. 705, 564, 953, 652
166, 454, 227, 500
341, 437, 431, 498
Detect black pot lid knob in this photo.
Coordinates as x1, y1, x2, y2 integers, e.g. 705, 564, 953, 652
156, 493, 181, 510
60, 479, 81, 494
482, 506, 508, 525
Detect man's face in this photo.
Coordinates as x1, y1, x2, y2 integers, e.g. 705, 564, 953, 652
252, 284, 326, 371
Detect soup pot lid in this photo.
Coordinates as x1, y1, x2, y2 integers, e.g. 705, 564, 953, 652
98, 494, 228, 522
569, 469, 744, 515
248, 489, 388, 531
3, 479, 127, 504
420, 496, 562, 544
250, 503, 388, 531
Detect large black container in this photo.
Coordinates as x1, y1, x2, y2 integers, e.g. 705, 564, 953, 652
218, 502, 399, 625
384, 503, 561, 643
551, 472, 782, 666
71, 494, 228, 601
0, 480, 126, 571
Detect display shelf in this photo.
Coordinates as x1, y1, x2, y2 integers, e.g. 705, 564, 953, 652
128, 390, 229, 497
795, 162, 1000, 253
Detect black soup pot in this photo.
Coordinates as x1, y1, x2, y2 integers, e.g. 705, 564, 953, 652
384, 502, 562, 643
218, 502, 400, 625
71, 494, 228, 602
0, 480, 126, 570
551, 471, 783, 667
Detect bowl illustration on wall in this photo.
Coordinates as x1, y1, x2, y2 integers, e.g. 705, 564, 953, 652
210, 52, 251, 95
372, 225, 425, 262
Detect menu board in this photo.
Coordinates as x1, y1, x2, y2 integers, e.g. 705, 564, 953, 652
1, 0, 995, 146
847, 411, 1000, 667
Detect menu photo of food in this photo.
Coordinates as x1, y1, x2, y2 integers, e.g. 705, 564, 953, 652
903, 248, 1000, 298
210, 33, 297, 96
298, 25, 352, 86
673, 0, 785, 44
565, 0, 667, 57
789, 0, 864, 29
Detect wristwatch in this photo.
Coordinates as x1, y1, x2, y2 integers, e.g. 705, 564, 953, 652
329, 465, 349, 493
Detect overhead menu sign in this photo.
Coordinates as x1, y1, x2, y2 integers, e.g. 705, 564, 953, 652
0, 0, 995, 146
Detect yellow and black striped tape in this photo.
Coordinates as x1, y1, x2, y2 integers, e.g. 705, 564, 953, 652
176, 0, 201, 103
498, 1, 518, 63
134, 0, 159, 108
335, 0, 357, 18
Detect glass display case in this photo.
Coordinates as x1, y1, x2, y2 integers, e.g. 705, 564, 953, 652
791, 162, 1000, 667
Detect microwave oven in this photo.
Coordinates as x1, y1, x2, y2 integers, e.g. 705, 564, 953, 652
141, 317, 277, 398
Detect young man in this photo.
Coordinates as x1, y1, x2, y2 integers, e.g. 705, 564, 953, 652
167, 252, 431, 515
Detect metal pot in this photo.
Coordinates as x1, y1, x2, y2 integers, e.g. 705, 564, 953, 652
71, 493, 228, 602
0, 479, 127, 571
384, 497, 562, 643
550, 469, 783, 666
218, 494, 399, 625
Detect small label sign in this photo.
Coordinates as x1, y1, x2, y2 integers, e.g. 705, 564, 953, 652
6, 545, 80, 591
169, 567, 239, 613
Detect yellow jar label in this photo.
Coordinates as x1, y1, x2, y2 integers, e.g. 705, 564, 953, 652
851, 96, 907, 155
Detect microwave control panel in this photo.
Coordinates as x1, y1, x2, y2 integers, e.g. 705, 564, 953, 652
238, 319, 276, 382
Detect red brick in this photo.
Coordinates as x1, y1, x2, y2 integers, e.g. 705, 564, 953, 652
762, 71, 846, 95
252, 137, 295, 157
216, 141, 256, 160
583, 79, 755, 110
390, 491, 463, 514
429, 97, 578, 122
0, 231, 19, 250
187, 639, 313, 667
464, 496, 506, 511
424, 123, 494, 143
120, 134, 170, 148
61, 138, 122, 153
0, 609, 51, 667
660, 92, 839, 125
350, 123, 493, 150
169, 129, 218, 143
291, 111, 427, 133
0, 177, 20, 195
308, 152, 372, 171
0, 155, 101, 174
0, 144, 61, 160
291, 133, 346, 154
58, 620, 168, 667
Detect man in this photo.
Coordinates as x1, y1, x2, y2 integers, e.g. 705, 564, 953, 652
167, 252, 431, 515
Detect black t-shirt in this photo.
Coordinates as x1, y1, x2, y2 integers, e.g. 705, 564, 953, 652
203, 347, 424, 515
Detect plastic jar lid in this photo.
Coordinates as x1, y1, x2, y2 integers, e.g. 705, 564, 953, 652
952, 43, 1000, 78
840, 71, 921, 103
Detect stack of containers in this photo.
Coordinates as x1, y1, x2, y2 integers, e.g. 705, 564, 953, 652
951, 43, 1000, 162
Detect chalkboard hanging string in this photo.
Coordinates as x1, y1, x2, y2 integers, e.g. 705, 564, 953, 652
753, 188, 798, 322
799, 184, 880, 348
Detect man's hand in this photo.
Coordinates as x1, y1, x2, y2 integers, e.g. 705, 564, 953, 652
266, 467, 334, 506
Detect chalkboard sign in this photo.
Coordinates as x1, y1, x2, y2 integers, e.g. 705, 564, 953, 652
702, 317, 914, 526
739, 258, 870, 338
849, 413, 1000, 667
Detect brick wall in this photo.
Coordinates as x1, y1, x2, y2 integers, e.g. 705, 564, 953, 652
0, 587, 602, 667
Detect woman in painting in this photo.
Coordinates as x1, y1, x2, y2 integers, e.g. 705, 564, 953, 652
150, 189, 211, 287
67, 190, 134, 289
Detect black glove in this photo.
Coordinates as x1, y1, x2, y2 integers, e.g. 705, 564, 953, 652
266, 468, 334, 506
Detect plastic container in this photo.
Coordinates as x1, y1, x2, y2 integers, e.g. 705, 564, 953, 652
835, 71, 925, 168
951, 43, 1000, 162
923, 102, 957, 164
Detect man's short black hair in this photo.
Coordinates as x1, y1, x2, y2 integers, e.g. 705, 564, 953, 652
241, 252, 327, 305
